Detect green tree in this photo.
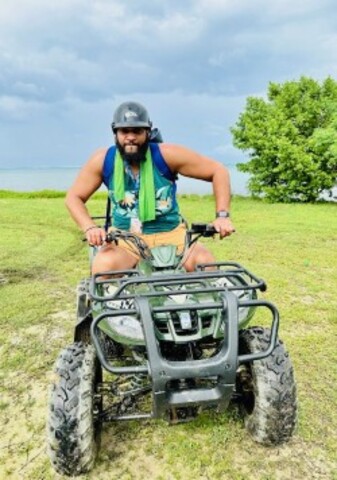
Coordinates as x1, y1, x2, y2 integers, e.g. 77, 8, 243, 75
231, 76, 337, 202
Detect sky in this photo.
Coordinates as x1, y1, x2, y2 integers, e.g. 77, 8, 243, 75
1, 0, 337, 188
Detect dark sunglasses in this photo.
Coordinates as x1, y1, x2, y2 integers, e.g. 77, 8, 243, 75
117, 127, 147, 135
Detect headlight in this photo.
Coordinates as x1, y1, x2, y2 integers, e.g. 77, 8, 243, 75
106, 315, 145, 343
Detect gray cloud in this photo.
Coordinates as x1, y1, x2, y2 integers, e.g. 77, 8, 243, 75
0, 0, 337, 169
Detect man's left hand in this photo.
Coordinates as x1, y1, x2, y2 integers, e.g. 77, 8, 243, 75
212, 218, 235, 239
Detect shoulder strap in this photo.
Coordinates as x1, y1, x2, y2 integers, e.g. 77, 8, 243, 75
102, 146, 116, 188
102, 146, 116, 231
150, 143, 177, 181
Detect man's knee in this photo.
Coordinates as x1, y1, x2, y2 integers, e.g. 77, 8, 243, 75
184, 244, 215, 272
92, 246, 137, 274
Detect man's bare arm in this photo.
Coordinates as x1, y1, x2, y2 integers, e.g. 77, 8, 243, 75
160, 144, 235, 237
65, 148, 107, 244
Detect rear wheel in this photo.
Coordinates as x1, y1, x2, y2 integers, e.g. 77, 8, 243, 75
237, 327, 297, 445
47, 342, 102, 476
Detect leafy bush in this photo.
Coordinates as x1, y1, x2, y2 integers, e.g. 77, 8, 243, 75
231, 76, 337, 202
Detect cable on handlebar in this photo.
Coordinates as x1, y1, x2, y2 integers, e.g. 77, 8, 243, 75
105, 230, 153, 260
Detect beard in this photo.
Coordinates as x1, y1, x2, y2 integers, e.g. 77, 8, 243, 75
116, 139, 149, 164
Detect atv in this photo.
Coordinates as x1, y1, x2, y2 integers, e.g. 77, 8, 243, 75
47, 222, 297, 476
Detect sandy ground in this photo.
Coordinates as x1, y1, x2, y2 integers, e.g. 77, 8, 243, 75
1, 310, 336, 480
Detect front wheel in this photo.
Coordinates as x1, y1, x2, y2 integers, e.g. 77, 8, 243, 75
47, 342, 102, 476
236, 327, 297, 445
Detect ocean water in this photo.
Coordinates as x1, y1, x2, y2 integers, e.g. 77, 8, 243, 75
0, 166, 249, 195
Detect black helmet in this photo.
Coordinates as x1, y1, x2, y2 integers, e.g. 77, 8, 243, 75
111, 101, 152, 132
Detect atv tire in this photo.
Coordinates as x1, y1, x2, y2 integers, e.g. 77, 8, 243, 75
47, 342, 102, 476
237, 327, 297, 445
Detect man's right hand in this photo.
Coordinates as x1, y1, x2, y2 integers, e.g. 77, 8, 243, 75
84, 226, 106, 246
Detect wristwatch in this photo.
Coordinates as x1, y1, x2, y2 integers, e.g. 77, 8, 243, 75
216, 210, 230, 218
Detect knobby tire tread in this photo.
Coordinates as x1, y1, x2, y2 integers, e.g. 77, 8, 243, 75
238, 326, 297, 445
47, 341, 100, 476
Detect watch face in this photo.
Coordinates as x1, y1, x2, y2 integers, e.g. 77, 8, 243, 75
217, 211, 230, 218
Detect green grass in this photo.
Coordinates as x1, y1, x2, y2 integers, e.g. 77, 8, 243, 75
0, 192, 336, 479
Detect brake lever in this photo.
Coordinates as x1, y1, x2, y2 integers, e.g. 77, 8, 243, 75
105, 232, 119, 245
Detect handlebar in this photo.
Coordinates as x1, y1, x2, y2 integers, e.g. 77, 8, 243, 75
104, 224, 218, 257
105, 224, 217, 244
85, 223, 220, 260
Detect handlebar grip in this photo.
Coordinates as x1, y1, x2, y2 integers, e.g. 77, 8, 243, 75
190, 223, 217, 236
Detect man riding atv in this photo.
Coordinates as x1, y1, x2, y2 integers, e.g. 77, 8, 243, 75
65, 101, 235, 272
48, 102, 297, 477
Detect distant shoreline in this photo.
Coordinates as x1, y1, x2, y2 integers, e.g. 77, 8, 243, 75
0, 166, 82, 171
0, 166, 250, 196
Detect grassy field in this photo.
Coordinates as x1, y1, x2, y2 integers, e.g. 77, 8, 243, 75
0, 192, 336, 480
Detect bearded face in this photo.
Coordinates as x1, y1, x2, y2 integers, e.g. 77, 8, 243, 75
115, 128, 149, 164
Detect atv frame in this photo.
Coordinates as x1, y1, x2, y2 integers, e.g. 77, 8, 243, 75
47, 222, 297, 476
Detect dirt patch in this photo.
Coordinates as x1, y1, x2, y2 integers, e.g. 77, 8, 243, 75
230, 438, 337, 480
0, 267, 52, 285
48, 310, 72, 322
0, 379, 48, 478
0, 272, 8, 285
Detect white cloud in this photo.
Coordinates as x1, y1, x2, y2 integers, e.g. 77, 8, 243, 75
86, 3, 204, 47
0, 0, 337, 169
12, 81, 42, 96
1, 0, 336, 104
195, 0, 330, 19
0, 0, 84, 26
0, 95, 47, 121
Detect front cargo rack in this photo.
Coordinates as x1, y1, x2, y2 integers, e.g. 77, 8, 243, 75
88, 261, 278, 378
89, 261, 267, 303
